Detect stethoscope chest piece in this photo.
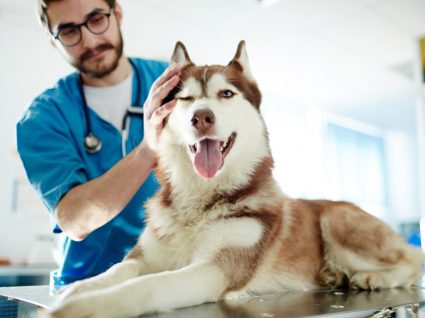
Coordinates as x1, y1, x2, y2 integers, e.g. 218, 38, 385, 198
84, 132, 102, 153
81, 59, 141, 155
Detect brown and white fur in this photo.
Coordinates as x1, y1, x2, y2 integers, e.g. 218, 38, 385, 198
45, 41, 424, 318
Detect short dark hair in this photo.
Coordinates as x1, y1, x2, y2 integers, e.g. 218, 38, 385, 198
36, 0, 116, 31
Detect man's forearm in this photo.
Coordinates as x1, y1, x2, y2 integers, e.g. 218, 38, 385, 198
56, 142, 156, 241
56, 64, 181, 241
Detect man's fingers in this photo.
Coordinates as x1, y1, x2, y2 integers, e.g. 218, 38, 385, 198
154, 75, 180, 103
146, 75, 180, 119
152, 64, 181, 92
150, 100, 177, 126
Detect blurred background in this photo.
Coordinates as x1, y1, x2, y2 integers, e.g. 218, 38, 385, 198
0, 0, 425, 273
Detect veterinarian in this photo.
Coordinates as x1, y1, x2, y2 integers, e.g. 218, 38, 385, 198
16, 0, 180, 289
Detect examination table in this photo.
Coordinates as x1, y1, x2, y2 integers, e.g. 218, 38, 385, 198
1, 281, 425, 318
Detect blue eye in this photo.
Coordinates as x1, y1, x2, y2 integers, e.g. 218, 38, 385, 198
220, 90, 235, 98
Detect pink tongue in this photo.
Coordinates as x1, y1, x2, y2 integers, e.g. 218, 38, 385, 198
194, 139, 223, 180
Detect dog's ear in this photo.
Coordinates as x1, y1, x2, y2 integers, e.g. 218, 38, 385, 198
228, 40, 254, 80
171, 41, 193, 68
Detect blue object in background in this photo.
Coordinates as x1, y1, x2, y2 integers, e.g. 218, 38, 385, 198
407, 231, 421, 247
0, 296, 18, 318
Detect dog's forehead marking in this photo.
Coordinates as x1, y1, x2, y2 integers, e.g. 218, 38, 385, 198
180, 65, 223, 98
202, 66, 208, 94
206, 73, 237, 96
180, 77, 202, 97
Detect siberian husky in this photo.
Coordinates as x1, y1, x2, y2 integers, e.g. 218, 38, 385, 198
46, 41, 424, 318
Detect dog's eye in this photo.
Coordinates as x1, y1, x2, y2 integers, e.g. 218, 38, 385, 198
177, 96, 194, 102
219, 90, 235, 98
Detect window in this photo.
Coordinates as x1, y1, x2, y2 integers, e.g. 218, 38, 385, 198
325, 122, 388, 219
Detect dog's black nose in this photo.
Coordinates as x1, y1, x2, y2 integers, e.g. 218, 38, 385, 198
191, 109, 215, 132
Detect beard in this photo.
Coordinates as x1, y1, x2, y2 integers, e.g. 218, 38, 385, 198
73, 32, 124, 78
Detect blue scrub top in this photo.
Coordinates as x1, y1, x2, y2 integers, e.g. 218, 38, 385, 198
16, 58, 168, 288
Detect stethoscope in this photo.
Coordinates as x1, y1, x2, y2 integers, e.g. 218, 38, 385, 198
80, 59, 143, 157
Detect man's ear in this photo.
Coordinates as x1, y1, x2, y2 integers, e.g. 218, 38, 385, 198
113, 2, 123, 25
228, 40, 254, 80
170, 41, 193, 68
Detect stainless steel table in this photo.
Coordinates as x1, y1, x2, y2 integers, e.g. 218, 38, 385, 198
1, 284, 425, 317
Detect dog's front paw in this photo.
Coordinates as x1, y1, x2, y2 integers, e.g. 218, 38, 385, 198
44, 291, 125, 318
37, 307, 55, 318
38, 306, 78, 318
42, 297, 100, 318
59, 280, 102, 300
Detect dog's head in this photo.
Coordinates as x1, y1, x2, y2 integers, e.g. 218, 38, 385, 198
158, 41, 271, 185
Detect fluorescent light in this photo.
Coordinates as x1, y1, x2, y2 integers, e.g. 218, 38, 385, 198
259, 0, 282, 7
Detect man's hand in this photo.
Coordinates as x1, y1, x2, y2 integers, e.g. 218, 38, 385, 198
142, 64, 181, 160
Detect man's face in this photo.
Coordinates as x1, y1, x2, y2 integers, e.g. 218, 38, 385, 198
47, 0, 124, 78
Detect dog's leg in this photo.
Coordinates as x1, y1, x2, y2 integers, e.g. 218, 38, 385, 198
320, 202, 424, 289
59, 258, 146, 299
47, 261, 227, 318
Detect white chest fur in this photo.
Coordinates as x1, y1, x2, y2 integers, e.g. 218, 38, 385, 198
142, 196, 264, 272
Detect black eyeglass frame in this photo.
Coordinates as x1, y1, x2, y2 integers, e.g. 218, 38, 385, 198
50, 9, 113, 47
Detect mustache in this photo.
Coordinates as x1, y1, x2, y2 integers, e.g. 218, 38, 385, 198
80, 43, 114, 62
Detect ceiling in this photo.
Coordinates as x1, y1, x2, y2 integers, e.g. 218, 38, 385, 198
1, 0, 425, 133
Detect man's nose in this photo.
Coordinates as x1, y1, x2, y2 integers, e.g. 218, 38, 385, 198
191, 109, 215, 133
80, 26, 100, 47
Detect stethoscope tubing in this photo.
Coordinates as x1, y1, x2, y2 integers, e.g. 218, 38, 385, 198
80, 59, 143, 156
121, 106, 144, 158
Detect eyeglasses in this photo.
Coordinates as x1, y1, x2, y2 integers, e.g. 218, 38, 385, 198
51, 9, 113, 47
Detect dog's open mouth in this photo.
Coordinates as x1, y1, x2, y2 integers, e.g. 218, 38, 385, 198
189, 132, 237, 180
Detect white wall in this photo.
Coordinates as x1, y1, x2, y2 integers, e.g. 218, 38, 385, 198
262, 96, 326, 199
0, 11, 71, 263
